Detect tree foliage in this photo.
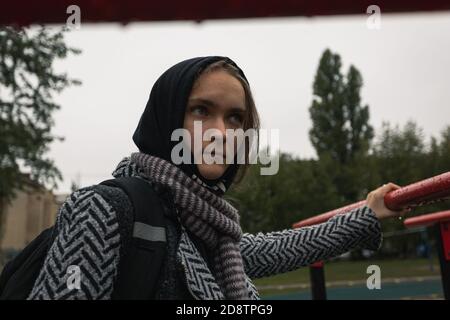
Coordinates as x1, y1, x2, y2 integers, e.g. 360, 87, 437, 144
0, 26, 80, 221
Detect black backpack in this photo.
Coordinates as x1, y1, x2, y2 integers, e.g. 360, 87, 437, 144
0, 177, 168, 300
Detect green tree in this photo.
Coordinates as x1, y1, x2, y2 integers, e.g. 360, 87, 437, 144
418, 125, 450, 217
228, 153, 340, 233
437, 125, 450, 174
0, 26, 80, 243
370, 120, 449, 258
372, 121, 426, 186
426, 136, 441, 177
309, 49, 374, 202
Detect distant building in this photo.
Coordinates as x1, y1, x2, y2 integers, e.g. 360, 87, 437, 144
0, 175, 68, 257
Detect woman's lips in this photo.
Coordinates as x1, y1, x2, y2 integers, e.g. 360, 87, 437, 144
205, 151, 226, 160
210, 152, 224, 157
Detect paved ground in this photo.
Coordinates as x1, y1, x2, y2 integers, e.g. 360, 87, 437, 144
262, 276, 444, 300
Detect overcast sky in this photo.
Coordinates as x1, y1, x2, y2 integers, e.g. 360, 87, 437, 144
47, 11, 450, 194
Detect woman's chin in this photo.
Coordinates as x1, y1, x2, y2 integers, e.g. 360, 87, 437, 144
197, 163, 228, 180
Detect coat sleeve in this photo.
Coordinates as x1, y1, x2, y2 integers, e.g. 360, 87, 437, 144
239, 205, 382, 279
27, 188, 122, 300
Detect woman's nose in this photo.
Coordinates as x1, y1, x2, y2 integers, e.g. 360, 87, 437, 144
212, 118, 227, 138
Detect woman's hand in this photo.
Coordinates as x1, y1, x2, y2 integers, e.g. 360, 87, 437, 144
366, 182, 412, 220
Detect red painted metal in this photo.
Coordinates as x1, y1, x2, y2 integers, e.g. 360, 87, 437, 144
310, 261, 324, 268
404, 212, 450, 295
293, 200, 366, 228
384, 172, 450, 211
441, 221, 450, 261
1, 0, 450, 26
404, 210, 450, 228
293, 172, 450, 229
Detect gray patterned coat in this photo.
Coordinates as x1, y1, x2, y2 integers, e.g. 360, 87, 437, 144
27, 158, 382, 300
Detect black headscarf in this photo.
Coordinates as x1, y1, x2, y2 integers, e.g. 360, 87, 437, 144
133, 56, 249, 196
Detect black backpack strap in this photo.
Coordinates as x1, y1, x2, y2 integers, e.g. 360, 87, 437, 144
0, 227, 55, 299
99, 177, 167, 300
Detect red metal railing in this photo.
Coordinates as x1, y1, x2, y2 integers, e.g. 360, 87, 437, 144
404, 210, 450, 228
404, 210, 450, 299
292, 171, 450, 300
293, 171, 450, 229
2, 0, 450, 26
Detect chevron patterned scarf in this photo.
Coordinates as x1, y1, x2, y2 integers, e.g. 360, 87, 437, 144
130, 152, 249, 300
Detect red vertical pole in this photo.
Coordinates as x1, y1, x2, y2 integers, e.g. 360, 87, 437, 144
309, 261, 326, 300
435, 221, 450, 300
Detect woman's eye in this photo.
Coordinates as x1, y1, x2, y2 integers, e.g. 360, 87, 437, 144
229, 114, 244, 126
191, 105, 208, 116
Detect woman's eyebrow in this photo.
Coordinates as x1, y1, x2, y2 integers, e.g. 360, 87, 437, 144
188, 98, 215, 107
188, 98, 245, 112
229, 107, 245, 113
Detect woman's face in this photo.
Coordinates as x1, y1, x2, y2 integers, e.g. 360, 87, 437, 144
184, 70, 246, 180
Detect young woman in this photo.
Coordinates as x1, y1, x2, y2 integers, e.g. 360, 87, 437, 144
28, 56, 409, 300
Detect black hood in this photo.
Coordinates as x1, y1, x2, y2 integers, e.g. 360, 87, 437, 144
132, 56, 249, 195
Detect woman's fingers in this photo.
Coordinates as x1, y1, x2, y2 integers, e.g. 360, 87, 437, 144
397, 207, 412, 220
367, 182, 411, 220
384, 182, 400, 190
